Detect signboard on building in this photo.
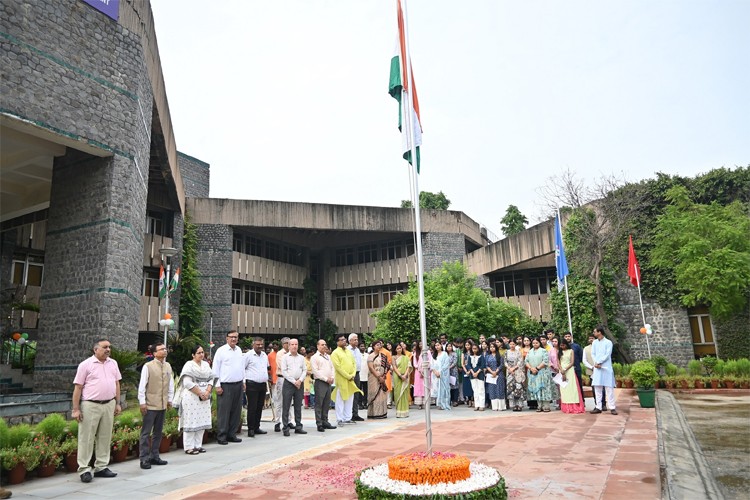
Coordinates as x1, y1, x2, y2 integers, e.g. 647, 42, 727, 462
81, 0, 119, 21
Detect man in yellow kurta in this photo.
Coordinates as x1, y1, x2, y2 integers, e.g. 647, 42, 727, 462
331, 334, 362, 426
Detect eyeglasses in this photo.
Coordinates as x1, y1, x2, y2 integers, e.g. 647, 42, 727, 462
157, 347, 169, 352
227, 336, 239, 339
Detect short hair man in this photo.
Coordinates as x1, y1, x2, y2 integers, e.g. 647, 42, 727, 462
212, 330, 245, 444
582, 332, 606, 410
273, 337, 291, 432
348, 334, 365, 422
71, 338, 122, 483
243, 336, 270, 437
590, 326, 617, 415
332, 333, 362, 426
311, 339, 336, 432
138, 342, 174, 469
281, 339, 308, 436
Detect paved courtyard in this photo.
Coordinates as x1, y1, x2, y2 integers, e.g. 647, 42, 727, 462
5, 390, 659, 499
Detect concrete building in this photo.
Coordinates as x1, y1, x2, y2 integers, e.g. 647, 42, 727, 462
0, 0, 715, 391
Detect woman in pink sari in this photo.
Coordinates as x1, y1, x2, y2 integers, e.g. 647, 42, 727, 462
559, 338, 586, 414
412, 342, 425, 409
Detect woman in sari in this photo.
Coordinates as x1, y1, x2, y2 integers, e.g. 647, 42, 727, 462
461, 340, 474, 407
525, 337, 553, 412
176, 345, 213, 454
485, 342, 506, 411
505, 339, 526, 411
412, 342, 425, 409
432, 342, 451, 410
385, 342, 394, 408
446, 343, 459, 407
559, 338, 586, 414
548, 336, 561, 409
367, 340, 389, 419
522, 336, 537, 410
391, 343, 412, 418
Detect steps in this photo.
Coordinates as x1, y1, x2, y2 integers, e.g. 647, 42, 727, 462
0, 364, 34, 395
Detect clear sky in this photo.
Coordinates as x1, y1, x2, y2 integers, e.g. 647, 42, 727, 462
151, 0, 749, 240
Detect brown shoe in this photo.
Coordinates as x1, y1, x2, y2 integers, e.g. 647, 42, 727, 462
590, 408, 602, 414
610, 409, 618, 415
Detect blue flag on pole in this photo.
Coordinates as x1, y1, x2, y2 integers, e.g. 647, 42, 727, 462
554, 215, 569, 292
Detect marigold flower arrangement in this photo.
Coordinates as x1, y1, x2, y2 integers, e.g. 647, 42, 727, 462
388, 451, 470, 485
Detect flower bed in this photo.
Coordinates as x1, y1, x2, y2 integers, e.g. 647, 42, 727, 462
388, 452, 470, 484
356, 462, 506, 499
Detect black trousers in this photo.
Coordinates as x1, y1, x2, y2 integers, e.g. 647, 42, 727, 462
245, 380, 267, 431
282, 380, 304, 428
217, 381, 243, 441
139, 409, 165, 459
360, 380, 368, 409
351, 376, 362, 417
313, 379, 333, 427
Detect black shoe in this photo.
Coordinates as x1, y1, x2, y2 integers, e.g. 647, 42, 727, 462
248, 429, 255, 438
81, 472, 93, 483
151, 458, 168, 466
317, 426, 325, 432
227, 437, 242, 443
323, 422, 337, 429
352, 416, 365, 422
140, 460, 151, 469
254, 429, 267, 435
283, 429, 290, 437
287, 423, 295, 429
93, 468, 117, 478
217, 440, 228, 445
295, 428, 307, 434
274, 423, 281, 432
590, 408, 602, 414
610, 409, 618, 415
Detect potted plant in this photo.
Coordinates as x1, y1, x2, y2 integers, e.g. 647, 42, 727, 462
629, 360, 659, 408
160, 418, 180, 454
111, 426, 137, 462
34, 436, 62, 477
1, 442, 41, 484
59, 435, 79, 472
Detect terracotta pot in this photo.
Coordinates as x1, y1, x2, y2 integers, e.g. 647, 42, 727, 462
111, 446, 129, 463
695, 380, 705, 389
7, 464, 27, 485
741, 381, 750, 389
64, 452, 79, 472
665, 381, 675, 389
202, 432, 210, 444
724, 380, 735, 389
624, 380, 634, 389
37, 462, 57, 477
616, 380, 623, 388
680, 380, 690, 389
710, 379, 720, 389
159, 436, 172, 454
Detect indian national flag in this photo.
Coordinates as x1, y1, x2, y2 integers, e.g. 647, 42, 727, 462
158, 265, 166, 298
169, 267, 180, 293
389, 0, 422, 172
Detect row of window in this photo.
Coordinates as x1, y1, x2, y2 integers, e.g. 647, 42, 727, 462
11, 255, 44, 287
232, 233, 304, 266
232, 283, 301, 310
332, 239, 415, 267
334, 285, 406, 311
493, 269, 556, 298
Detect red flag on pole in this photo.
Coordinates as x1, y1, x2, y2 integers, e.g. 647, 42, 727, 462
628, 235, 641, 286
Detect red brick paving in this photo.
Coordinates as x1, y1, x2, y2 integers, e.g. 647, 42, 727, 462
179, 390, 660, 499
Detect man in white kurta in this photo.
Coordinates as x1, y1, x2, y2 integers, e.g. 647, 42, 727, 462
591, 326, 617, 415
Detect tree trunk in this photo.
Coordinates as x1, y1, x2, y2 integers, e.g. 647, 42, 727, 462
592, 257, 633, 364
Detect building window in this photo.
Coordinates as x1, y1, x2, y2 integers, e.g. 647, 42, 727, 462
529, 269, 554, 295
381, 241, 404, 261
358, 244, 379, 264
248, 237, 262, 256
688, 306, 716, 357
494, 272, 524, 298
142, 271, 160, 297
335, 290, 356, 311
244, 285, 262, 306
335, 248, 355, 266
233, 234, 244, 253
11, 255, 44, 287
264, 288, 280, 309
359, 288, 380, 309
282, 290, 299, 310
382, 284, 405, 306
231, 285, 242, 305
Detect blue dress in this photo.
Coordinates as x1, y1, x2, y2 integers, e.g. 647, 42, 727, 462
434, 351, 451, 410
461, 351, 474, 399
485, 353, 506, 400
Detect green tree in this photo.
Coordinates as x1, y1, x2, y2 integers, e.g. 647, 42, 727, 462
178, 213, 204, 337
400, 191, 451, 210
500, 204, 528, 236
651, 185, 750, 319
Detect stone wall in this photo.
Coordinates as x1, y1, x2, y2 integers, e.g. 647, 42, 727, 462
178, 152, 210, 199
195, 224, 233, 343
422, 232, 466, 273
616, 280, 694, 367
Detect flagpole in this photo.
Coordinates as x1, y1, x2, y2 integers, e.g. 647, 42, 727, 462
557, 209, 573, 334
401, 0, 432, 454
635, 267, 652, 358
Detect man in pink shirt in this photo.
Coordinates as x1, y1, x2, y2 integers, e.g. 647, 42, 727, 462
71, 338, 122, 483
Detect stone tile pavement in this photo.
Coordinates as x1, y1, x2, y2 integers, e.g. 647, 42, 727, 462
4, 390, 660, 499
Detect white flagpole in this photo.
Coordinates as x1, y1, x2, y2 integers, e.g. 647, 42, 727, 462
401, 0, 432, 454
635, 266, 652, 358
557, 208, 574, 335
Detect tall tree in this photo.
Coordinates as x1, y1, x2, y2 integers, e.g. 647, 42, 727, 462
651, 185, 750, 319
400, 190, 451, 210
500, 204, 528, 236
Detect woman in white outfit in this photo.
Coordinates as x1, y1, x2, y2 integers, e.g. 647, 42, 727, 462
176, 345, 214, 454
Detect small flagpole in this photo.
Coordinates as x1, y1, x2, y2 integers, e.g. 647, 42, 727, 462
401, 0, 432, 454
634, 266, 652, 358
557, 208, 574, 335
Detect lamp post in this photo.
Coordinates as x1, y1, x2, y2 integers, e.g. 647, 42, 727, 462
481, 286, 493, 311
158, 247, 179, 347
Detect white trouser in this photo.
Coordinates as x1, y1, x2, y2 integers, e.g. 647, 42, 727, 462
273, 378, 285, 423
183, 430, 204, 451
491, 399, 506, 410
335, 390, 353, 423
470, 379, 485, 406
594, 386, 616, 410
